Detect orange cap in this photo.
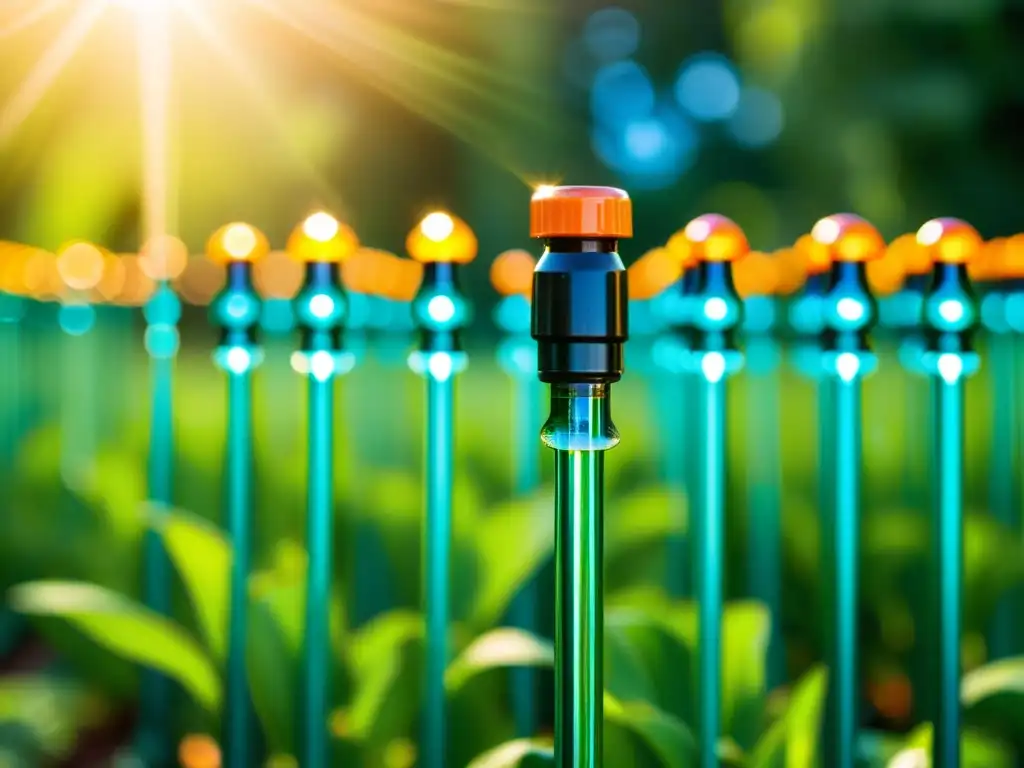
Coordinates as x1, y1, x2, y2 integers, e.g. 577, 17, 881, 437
287, 212, 360, 263
810, 214, 886, 262
665, 228, 699, 268
406, 211, 478, 264
915, 218, 982, 264
530, 185, 632, 239
206, 223, 270, 264
683, 214, 749, 262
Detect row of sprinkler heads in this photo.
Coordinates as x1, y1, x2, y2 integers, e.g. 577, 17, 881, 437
1, 209, 1019, 334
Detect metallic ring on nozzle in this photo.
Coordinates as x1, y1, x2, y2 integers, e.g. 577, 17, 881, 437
530, 186, 632, 385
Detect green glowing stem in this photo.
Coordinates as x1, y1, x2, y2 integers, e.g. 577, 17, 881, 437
141, 352, 174, 763
746, 362, 784, 690
697, 376, 725, 768
510, 375, 541, 737
932, 375, 963, 768
224, 370, 253, 768
423, 373, 454, 768
555, 448, 603, 768
302, 375, 334, 768
989, 334, 1016, 659
828, 376, 861, 768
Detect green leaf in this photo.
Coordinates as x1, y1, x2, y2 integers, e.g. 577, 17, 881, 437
747, 665, 827, 768
446, 627, 553, 693
9, 581, 221, 713
470, 494, 552, 630
248, 580, 302, 754
342, 610, 424, 744
887, 724, 1015, 768
605, 692, 696, 767
960, 656, 1024, 739
152, 509, 230, 662
466, 738, 554, 768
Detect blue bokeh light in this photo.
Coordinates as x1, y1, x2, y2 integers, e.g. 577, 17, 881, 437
590, 60, 656, 127
727, 86, 785, 147
583, 7, 640, 62
592, 101, 698, 189
674, 52, 741, 122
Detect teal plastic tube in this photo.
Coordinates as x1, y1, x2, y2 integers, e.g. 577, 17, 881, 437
746, 357, 784, 690
932, 374, 963, 768
140, 352, 174, 762
989, 333, 1016, 658
302, 374, 334, 768
697, 375, 725, 768
510, 375, 541, 737
829, 376, 861, 768
423, 373, 454, 768
225, 369, 254, 768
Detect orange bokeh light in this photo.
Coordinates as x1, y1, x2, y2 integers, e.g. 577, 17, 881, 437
175, 255, 227, 306
794, 234, 832, 275
115, 254, 157, 306
178, 734, 221, 768
139, 234, 189, 280
886, 233, 931, 276
206, 223, 270, 264
56, 241, 106, 291
774, 248, 808, 295
490, 249, 537, 298
254, 250, 304, 299
94, 252, 128, 303
733, 251, 779, 298
628, 248, 681, 300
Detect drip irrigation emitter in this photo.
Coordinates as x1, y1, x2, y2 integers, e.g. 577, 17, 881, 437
492, 248, 542, 737
288, 211, 360, 768
677, 214, 746, 768
207, 223, 271, 768
916, 218, 982, 768
530, 185, 631, 767
406, 210, 477, 768
735, 250, 785, 690
138, 236, 185, 765
811, 214, 885, 768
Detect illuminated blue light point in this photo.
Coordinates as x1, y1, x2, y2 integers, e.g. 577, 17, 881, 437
937, 353, 964, 384
590, 60, 656, 127
428, 352, 454, 382
836, 297, 865, 323
309, 350, 335, 381
704, 297, 729, 322
701, 351, 727, 383
836, 352, 861, 382
225, 347, 252, 375
938, 299, 964, 324
427, 295, 456, 324
309, 294, 335, 320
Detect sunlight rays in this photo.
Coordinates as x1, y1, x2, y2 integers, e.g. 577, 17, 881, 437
0, 0, 70, 40
243, 0, 546, 182
0, 0, 107, 145
176, 1, 341, 206
137, 0, 175, 242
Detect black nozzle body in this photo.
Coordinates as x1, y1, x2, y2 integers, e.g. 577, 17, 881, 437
531, 238, 628, 384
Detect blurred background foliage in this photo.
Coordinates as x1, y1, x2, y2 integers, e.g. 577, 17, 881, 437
3, 0, 1024, 765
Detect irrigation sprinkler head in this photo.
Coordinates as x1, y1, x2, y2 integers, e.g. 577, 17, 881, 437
681, 214, 746, 379
288, 212, 359, 377
917, 218, 983, 379
530, 186, 630, 386
811, 213, 885, 379
208, 223, 270, 372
